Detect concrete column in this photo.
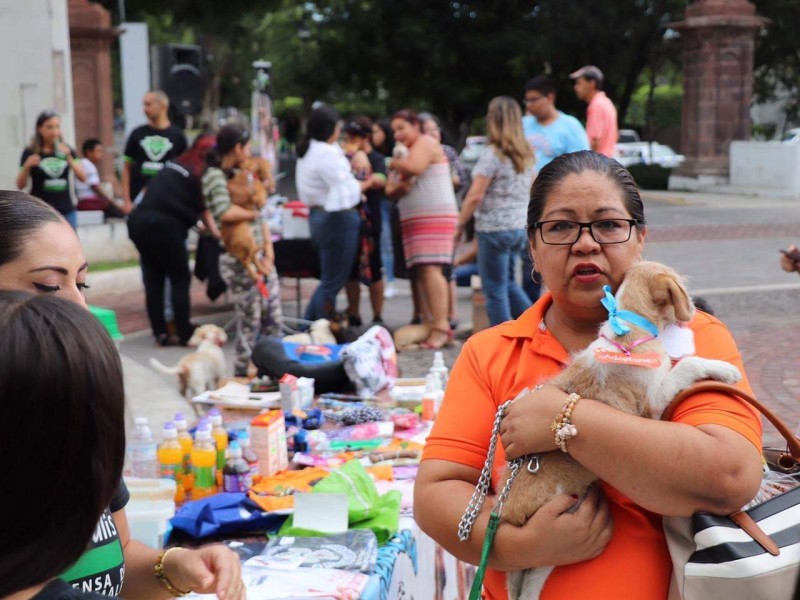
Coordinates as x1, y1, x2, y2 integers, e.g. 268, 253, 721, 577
68, 0, 121, 181
669, 0, 765, 187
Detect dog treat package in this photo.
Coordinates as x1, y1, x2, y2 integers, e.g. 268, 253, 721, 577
250, 410, 288, 477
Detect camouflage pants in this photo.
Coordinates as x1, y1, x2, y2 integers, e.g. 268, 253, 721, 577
219, 253, 283, 376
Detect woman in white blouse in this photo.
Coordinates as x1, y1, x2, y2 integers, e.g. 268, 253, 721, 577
295, 104, 376, 321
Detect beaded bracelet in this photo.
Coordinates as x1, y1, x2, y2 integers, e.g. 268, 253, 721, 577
551, 392, 581, 453
155, 547, 191, 597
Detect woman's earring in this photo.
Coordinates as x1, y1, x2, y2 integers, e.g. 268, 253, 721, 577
530, 268, 542, 285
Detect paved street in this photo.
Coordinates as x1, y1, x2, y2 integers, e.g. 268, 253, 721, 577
84, 188, 800, 447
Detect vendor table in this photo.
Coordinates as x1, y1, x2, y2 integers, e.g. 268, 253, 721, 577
273, 238, 319, 317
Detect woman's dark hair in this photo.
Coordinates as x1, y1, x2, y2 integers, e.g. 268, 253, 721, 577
297, 104, 340, 158
372, 118, 395, 156
391, 109, 420, 128
0, 191, 64, 268
526, 150, 646, 237
177, 133, 216, 178
205, 124, 249, 168
0, 291, 125, 596
28, 109, 60, 153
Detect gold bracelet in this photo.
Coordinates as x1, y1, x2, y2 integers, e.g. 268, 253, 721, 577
550, 392, 581, 453
154, 547, 191, 597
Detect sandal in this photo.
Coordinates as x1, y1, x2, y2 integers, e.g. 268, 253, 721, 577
419, 327, 455, 350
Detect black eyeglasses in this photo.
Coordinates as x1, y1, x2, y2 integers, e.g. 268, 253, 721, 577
533, 219, 642, 245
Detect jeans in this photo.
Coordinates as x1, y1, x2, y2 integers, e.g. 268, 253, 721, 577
304, 208, 361, 321
64, 210, 77, 229
476, 228, 532, 325
454, 262, 479, 287
520, 250, 542, 302
380, 199, 395, 283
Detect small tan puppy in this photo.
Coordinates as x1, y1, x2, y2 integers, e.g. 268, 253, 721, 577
150, 324, 228, 401
224, 156, 274, 280
393, 323, 431, 351
501, 262, 741, 599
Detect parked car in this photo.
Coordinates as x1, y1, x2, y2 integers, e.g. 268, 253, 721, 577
618, 129, 641, 143
614, 141, 685, 169
459, 135, 488, 172
781, 128, 800, 143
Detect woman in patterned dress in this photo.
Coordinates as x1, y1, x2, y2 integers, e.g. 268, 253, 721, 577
386, 109, 458, 349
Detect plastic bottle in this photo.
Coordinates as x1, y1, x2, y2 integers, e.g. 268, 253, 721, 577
421, 373, 440, 421
158, 422, 186, 503
127, 417, 159, 479
208, 409, 229, 486
173, 412, 194, 494
222, 441, 253, 493
191, 428, 217, 499
430, 351, 449, 389
236, 430, 259, 479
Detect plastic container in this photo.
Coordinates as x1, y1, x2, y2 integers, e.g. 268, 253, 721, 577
421, 373, 442, 421
88, 305, 124, 341
127, 417, 158, 479
208, 408, 229, 486
222, 441, 252, 493
158, 422, 185, 503
125, 478, 176, 549
173, 412, 194, 494
191, 428, 217, 499
236, 430, 259, 478
430, 351, 449, 389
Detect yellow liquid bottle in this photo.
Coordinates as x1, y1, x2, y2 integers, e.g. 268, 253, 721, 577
158, 422, 185, 503
191, 428, 217, 500
208, 409, 228, 487
174, 412, 194, 494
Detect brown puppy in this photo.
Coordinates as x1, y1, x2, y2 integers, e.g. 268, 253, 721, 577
223, 157, 274, 280
501, 261, 741, 599
150, 324, 228, 402
393, 323, 431, 351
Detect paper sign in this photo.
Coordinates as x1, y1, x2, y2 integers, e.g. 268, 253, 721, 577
594, 349, 662, 368
293, 493, 349, 534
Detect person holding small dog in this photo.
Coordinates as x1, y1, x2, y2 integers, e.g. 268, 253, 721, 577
0, 191, 245, 599
415, 151, 763, 599
203, 124, 283, 377
295, 104, 375, 322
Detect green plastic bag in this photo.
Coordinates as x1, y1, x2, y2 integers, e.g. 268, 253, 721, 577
279, 460, 402, 544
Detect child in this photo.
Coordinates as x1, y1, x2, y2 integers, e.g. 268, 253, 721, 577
76, 138, 126, 218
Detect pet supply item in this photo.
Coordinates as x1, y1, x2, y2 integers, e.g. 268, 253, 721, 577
252, 336, 353, 394
125, 478, 176, 549
661, 381, 800, 600
430, 351, 449, 389
341, 325, 398, 396
223, 441, 253, 493
421, 373, 443, 421
280, 200, 311, 239
190, 428, 217, 500
127, 417, 158, 479
157, 422, 185, 503
255, 530, 379, 573
174, 413, 194, 494
250, 410, 288, 477
235, 430, 259, 478
296, 376, 315, 408
208, 408, 229, 477
323, 406, 386, 426
279, 373, 300, 412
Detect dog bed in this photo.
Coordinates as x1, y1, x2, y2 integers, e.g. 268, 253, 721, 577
251, 336, 354, 393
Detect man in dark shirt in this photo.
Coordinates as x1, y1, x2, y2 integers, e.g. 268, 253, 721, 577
121, 90, 187, 214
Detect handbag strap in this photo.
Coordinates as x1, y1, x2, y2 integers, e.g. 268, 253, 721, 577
661, 380, 800, 460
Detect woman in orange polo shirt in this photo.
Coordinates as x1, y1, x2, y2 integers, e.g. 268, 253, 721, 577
415, 151, 764, 599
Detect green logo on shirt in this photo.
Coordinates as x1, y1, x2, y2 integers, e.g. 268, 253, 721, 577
140, 135, 173, 162
40, 156, 68, 178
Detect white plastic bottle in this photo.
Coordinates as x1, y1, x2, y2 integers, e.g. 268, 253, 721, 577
430, 351, 449, 389
127, 417, 159, 479
421, 373, 441, 421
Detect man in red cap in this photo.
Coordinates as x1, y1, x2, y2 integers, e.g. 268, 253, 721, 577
570, 65, 619, 157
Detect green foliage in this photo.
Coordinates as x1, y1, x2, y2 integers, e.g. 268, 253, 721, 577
626, 83, 683, 130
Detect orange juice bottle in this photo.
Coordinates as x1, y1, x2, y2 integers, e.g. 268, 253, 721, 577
174, 412, 194, 494
158, 422, 185, 503
208, 409, 228, 487
191, 428, 217, 499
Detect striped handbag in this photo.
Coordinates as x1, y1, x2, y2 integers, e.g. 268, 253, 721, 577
661, 381, 800, 600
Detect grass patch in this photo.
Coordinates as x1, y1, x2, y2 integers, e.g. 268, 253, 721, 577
89, 258, 140, 272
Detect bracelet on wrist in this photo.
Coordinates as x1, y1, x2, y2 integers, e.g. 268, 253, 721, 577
154, 547, 191, 597
551, 392, 581, 453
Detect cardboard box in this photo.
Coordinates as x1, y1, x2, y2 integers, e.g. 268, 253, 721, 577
250, 410, 288, 476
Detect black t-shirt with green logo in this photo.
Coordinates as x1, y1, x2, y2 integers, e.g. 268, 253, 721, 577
60, 481, 129, 595
124, 124, 187, 201
20, 148, 79, 215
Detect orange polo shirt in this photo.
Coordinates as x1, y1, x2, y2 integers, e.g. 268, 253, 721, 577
421, 293, 762, 600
